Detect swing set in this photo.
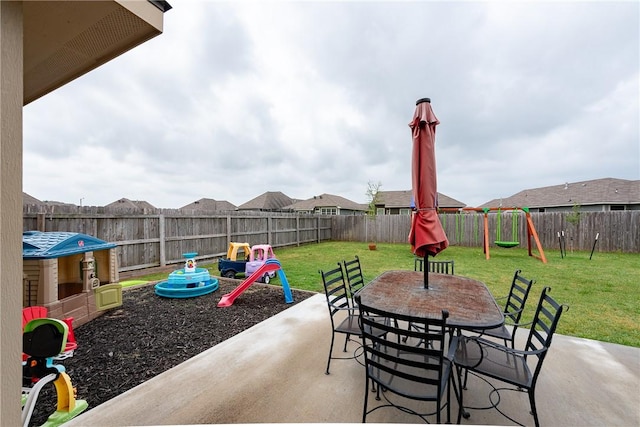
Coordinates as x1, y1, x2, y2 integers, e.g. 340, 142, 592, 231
482, 207, 547, 263
441, 206, 547, 264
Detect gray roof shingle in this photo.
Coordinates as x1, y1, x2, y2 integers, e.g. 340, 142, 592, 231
180, 198, 236, 211
378, 190, 466, 209
106, 198, 156, 210
23, 192, 44, 205
480, 178, 639, 208
237, 191, 295, 211
283, 193, 366, 212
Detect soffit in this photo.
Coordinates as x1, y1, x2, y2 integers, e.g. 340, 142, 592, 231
23, 0, 166, 105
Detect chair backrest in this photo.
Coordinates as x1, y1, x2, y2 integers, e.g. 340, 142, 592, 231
22, 306, 48, 329
428, 260, 455, 275
319, 264, 351, 316
342, 256, 365, 297
504, 269, 535, 324
524, 287, 567, 381
356, 294, 450, 395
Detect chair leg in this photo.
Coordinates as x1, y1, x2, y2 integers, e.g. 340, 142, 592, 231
451, 366, 459, 424
508, 334, 516, 349
455, 364, 470, 421
462, 365, 469, 389
362, 377, 370, 423
343, 333, 350, 352
444, 379, 449, 424
529, 389, 540, 427
402, 324, 409, 343
325, 332, 336, 375
375, 380, 382, 401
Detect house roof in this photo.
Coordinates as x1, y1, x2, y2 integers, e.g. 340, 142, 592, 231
237, 192, 295, 211
180, 198, 236, 211
42, 200, 77, 208
22, 231, 116, 259
480, 178, 640, 208
23, 192, 44, 205
378, 190, 466, 209
284, 193, 366, 212
106, 198, 156, 210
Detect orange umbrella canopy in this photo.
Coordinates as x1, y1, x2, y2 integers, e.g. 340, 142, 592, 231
408, 98, 449, 257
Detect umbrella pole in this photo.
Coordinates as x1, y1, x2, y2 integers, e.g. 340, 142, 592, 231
424, 254, 428, 289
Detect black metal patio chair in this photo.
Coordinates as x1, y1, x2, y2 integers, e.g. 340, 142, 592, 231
463, 269, 535, 348
319, 264, 366, 375
414, 257, 455, 275
453, 286, 568, 427
356, 295, 461, 424
342, 255, 365, 306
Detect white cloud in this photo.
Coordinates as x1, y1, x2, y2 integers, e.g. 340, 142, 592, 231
23, 1, 639, 208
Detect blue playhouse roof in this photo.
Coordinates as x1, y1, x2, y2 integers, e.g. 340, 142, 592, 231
22, 231, 117, 259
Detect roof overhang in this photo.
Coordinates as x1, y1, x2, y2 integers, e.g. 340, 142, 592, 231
23, 0, 171, 105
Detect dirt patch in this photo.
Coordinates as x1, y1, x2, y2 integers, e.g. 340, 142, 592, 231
26, 279, 315, 426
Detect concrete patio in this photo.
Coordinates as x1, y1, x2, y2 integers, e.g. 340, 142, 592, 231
66, 293, 640, 426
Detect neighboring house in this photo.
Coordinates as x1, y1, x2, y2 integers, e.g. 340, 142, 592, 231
23, 192, 44, 206
375, 190, 466, 215
22, 191, 42, 205
180, 198, 236, 212
283, 193, 367, 215
23, 192, 78, 213
41, 200, 77, 209
237, 191, 296, 212
480, 178, 640, 212
105, 198, 156, 212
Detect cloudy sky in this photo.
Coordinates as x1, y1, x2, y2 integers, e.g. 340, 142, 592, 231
23, 1, 639, 209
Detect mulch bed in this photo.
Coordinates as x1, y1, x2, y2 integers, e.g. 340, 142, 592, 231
26, 279, 315, 426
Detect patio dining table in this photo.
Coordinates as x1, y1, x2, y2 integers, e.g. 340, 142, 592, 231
356, 270, 504, 330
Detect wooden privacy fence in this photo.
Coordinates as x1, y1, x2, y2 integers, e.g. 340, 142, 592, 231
331, 210, 640, 253
23, 210, 638, 272
24, 212, 332, 272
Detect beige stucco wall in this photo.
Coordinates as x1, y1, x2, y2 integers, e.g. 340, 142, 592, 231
2, 2, 166, 424
0, 2, 24, 424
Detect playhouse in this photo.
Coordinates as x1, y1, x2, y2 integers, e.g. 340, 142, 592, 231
22, 231, 122, 328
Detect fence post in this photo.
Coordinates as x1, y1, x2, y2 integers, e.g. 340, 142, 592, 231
158, 215, 166, 267
36, 213, 46, 231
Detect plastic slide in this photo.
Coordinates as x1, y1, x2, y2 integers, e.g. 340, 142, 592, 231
217, 259, 293, 307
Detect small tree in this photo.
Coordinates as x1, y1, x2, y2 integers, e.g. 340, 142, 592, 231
566, 203, 581, 226
365, 181, 382, 247
566, 203, 581, 252
366, 181, 383, 218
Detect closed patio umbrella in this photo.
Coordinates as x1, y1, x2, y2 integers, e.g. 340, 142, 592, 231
408, 98, 449, 288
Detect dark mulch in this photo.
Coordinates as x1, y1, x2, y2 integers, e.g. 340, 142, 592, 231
26, 279, 315, 426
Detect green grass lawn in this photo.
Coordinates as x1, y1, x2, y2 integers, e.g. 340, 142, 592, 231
127, 241, 640, 348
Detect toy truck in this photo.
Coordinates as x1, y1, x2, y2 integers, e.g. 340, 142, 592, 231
217, 242, 251, 278
245, 244, 278, 284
